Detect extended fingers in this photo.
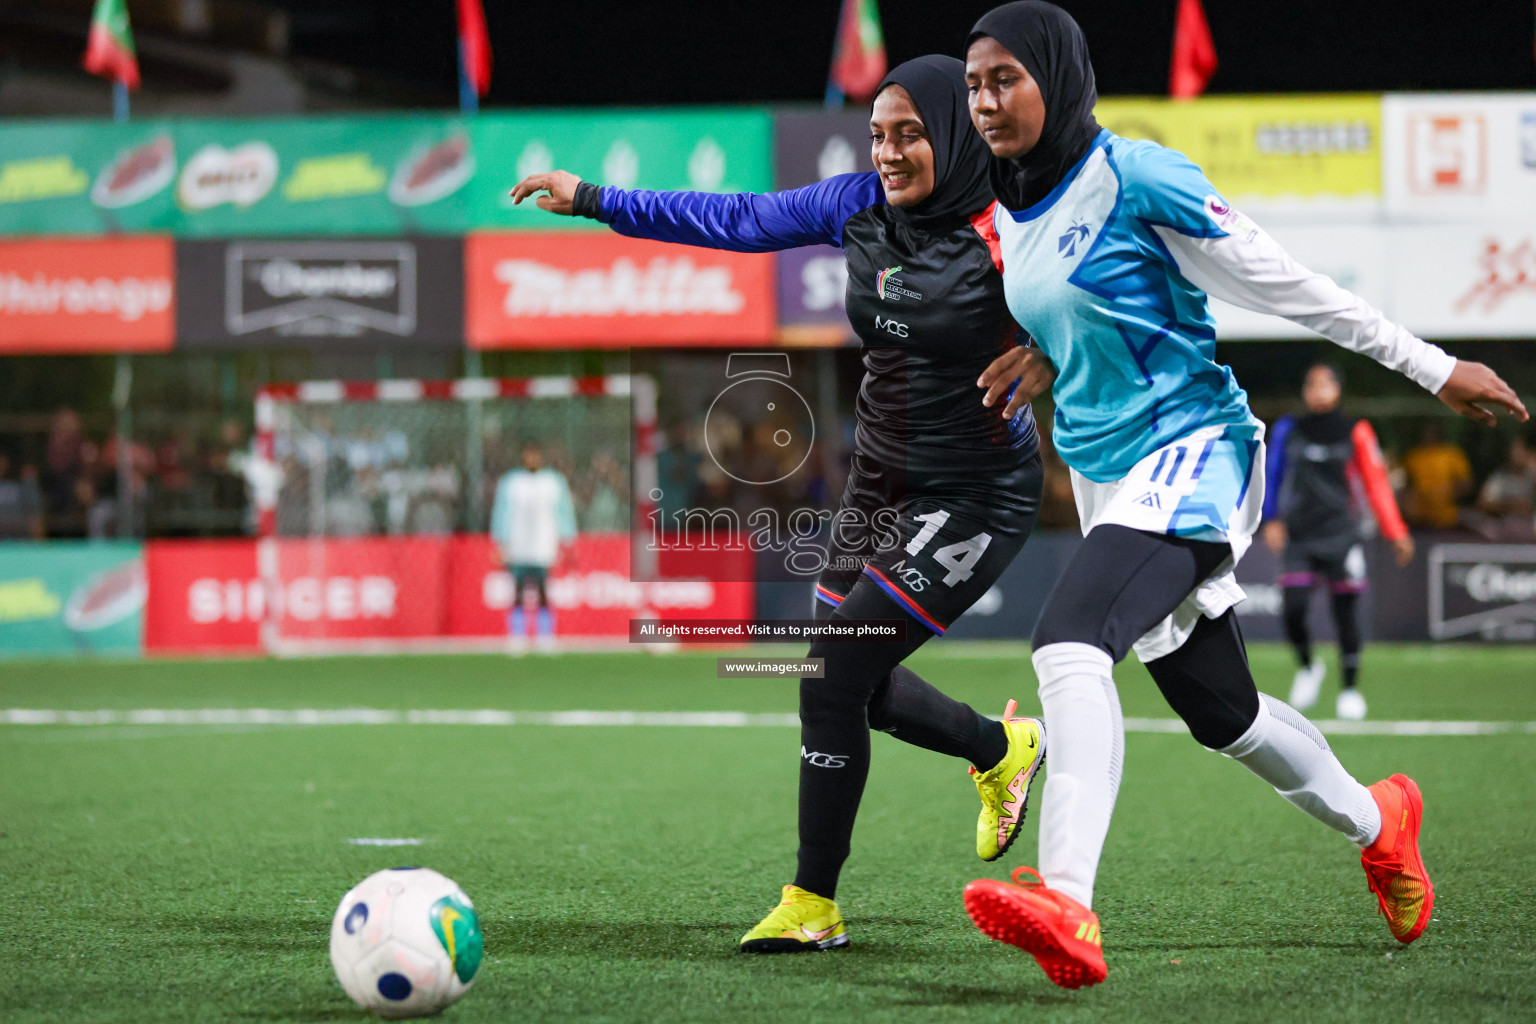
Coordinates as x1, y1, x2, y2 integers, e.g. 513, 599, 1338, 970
508, 173, 553, 203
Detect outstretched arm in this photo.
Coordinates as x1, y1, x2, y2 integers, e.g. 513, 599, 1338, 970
1121, 144, 1527, 427
509, 170, 882, 253
1154, 223, 1527, 427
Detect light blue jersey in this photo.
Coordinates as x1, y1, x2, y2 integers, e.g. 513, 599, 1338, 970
992, 129, 1259, 484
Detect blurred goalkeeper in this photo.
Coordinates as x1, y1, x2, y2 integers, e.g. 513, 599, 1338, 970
490, 442, 575, 649
1263, 363, 1413, 721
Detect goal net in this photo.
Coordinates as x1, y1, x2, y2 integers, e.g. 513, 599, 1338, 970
252, 374, 656, 654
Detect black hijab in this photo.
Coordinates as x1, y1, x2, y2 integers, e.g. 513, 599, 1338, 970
873, 55, 994, 232
967, 1, 1100, 210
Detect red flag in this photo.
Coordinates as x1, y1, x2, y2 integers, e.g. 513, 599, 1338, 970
1169, 0, 1217, 99
457, 0, 492, 97
82, 0, 140, 90
829, 0, 887, 104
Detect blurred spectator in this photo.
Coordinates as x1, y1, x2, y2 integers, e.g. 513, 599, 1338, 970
0, 453, 45, 540
581, 450, 628, 532
656, 423, 703, 521
1473, 435, 1536, 540
1401, 421, 1472, 530
43, 407, 88, 537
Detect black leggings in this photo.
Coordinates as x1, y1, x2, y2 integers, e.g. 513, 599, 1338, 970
1283, 586, 1362, 686
1033, 524, 1261, 750
794, 581, 1006, 898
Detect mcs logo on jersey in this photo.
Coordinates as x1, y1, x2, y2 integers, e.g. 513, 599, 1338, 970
466, 233, 774, 348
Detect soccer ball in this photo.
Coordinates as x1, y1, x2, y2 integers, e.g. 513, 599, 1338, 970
329, 867, 483, 1019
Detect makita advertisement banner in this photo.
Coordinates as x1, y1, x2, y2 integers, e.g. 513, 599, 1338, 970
175, 238, 463, 348
0, 237, 174, 352
0, 110, 770, 238
142, 534, 753, 653
465, 232, 776, 348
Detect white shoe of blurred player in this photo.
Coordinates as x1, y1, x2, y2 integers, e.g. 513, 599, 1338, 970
506, 635, 528, 656
1337, 688, 1367, 721
535, 634, 557, 654
1288, 660, 1326, 711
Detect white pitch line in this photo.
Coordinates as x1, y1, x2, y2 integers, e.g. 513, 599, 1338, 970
347, 838, 423, 847
2, 709, 1535, 736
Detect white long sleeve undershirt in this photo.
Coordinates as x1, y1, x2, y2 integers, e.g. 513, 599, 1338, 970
1152, 219, 1457, 395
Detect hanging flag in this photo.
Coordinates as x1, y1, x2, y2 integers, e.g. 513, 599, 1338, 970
1169, 0, 1217, 99
457, 0, 493, 98
82, 0, 141, 90
828, 0, 887, 105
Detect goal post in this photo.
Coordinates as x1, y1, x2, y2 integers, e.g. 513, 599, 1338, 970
251, 374, 657, 655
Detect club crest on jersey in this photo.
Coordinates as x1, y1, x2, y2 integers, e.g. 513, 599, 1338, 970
876, 265, 922, 302
1203, 195, 1259, 242
1058, 220, 1091, 257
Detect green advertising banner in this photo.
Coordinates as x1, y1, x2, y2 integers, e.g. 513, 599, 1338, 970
0, 542, 144, 657
470, 108, 771, 230
0, 109, 771, 238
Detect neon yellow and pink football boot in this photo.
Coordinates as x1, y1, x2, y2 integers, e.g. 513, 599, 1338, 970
739, 884, 849, 953
970, 699, 1046, 861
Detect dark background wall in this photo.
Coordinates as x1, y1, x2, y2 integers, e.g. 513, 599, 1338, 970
272, 0, 1536, 105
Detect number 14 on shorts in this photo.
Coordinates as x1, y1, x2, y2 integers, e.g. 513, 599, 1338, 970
905, 510, 993, 587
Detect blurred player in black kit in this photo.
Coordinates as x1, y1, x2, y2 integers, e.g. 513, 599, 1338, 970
1263, 363, 1414, 720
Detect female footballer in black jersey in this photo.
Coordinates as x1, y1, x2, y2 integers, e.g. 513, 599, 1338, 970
511, 56, 1053, 952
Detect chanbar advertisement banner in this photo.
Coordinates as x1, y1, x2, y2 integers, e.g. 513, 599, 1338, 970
0, 110, 770, 238
176, 238, 463, 348
1383, 94, 1536, 219
1429, 544, 1536, 641
465, 232, 775, 348
0, 237, 174, 353
1094, 95, 1382, 207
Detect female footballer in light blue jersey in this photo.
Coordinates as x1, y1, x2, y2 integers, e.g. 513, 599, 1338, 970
954, 1, 1528, 990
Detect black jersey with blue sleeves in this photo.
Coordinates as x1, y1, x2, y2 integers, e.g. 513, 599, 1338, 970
593, 175, 1037, 472
598, 173, 885, 252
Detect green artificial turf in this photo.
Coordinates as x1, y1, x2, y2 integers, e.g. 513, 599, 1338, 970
1, 643, 1533, 1023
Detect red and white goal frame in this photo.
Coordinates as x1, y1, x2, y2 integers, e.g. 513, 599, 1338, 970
250, 374, 657, 655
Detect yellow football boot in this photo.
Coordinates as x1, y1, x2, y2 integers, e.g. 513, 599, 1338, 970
739, 884, 849, 953
971, 699, 1047, 861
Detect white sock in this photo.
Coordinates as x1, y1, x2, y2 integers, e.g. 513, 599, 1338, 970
1032, 642, 1123, 910
1220, 694, 1381, 847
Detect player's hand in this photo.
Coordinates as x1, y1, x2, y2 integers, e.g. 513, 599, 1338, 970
978, 346, 1058, 420
1393, 535, 1415, 566
508, 170, 583, 215
1437, 360, 1528, 426
1262, 520, 1287, 555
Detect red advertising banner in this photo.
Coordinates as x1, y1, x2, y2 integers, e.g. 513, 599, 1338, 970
465, 232, 775, 348
0, 237, 175, 353
143, 539, 262, 653
445, 534, 754, 636
144, 534, 755, 653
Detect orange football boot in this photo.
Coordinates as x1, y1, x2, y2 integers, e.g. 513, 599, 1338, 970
964, 867, 1107, 989
1360, 774, 1434, 943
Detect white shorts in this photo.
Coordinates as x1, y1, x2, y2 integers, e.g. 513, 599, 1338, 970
1070, 422, 1267, 662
